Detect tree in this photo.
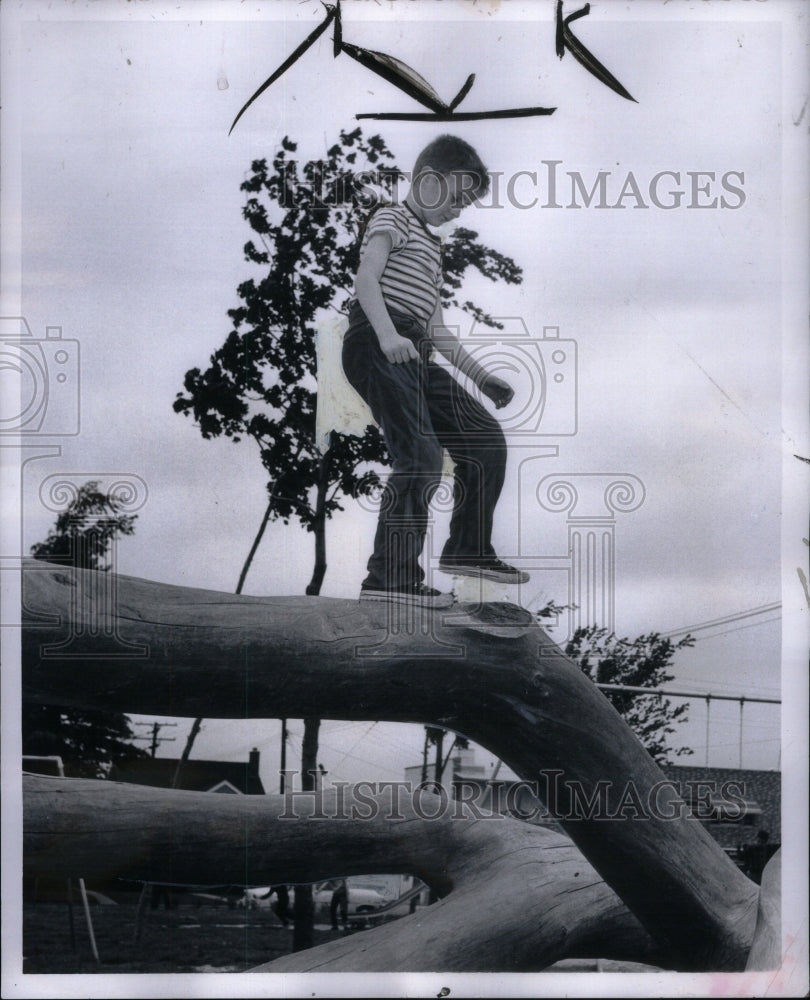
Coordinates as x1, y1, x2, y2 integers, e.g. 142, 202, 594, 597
24, 482, 146, 778
565, 625, 695, 763
22, 562, 774, 972
29, 480, 137, 571
173, 126, 522, 595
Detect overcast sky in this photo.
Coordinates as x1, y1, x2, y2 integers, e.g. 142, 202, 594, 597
3, 0, 807, 794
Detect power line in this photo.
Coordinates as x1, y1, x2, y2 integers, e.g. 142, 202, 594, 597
673, 675, 780, 697
686, 737, 781, 752
697, 616, 782, 642
664, 602, 781, 639
326, 721, 378, 775
596, 683, 780, 704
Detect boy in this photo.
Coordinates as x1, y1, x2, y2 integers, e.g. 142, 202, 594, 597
342, 135, 529, 608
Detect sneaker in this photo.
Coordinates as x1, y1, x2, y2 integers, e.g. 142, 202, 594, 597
359, 583, 455, 609
439, 556, 530, 585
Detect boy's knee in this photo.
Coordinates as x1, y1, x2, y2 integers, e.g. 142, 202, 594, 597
410, 441, 444, 504
468, 424, 506, 469
409, 436, 444, 479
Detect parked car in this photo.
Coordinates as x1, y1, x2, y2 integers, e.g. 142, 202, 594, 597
238, 879, 387, 918
313, 879, 388, 918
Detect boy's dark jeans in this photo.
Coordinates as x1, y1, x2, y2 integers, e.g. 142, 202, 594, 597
342, 303, 506, 592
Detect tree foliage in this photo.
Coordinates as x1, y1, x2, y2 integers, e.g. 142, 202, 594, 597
25, 481, 145, 778
565, 626, 695, 763
173, 128, 523, 580
29, 481, 137, 571
22, 705, 147, 780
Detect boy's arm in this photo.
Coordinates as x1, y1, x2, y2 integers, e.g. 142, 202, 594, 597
355, 233, 419, 365
428, 303, 515, 409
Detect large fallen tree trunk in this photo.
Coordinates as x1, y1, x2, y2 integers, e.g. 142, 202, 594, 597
21, 561, 761, 970
23, 776, 659, 972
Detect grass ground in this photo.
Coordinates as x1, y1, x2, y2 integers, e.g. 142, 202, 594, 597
20, 899, 666, 976
22, 895, 357, 974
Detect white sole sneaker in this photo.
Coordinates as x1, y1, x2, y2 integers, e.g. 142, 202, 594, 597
359, 588, 455, 609
439, 562, 530, 585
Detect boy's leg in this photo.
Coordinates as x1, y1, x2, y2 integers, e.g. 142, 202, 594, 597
423, 363, 504, 560
342, 328, 444, 595
424, 363, 526, 582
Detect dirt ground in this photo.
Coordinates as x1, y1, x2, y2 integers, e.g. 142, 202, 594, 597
20, 892, 661, 975
22, 895, 361, 974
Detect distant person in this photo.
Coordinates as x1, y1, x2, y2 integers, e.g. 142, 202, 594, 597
745, 829, 775, 884
150, 884, 172, 910
330, 879, 348, 931
260, 884, 292, 927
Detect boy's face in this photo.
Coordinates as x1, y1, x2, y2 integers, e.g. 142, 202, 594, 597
413, 169, 478, 227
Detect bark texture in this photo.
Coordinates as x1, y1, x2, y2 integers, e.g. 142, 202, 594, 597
21, 560, 762, 969
23, 776, 658, 972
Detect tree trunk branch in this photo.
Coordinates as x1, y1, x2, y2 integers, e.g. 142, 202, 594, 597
21, 561, 760, 969
23, 776, 658, 972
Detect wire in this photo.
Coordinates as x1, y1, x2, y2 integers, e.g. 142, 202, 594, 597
687, 736, 781, 752
664, 603, 781, 639
326, 721, 378, 775
672, 674, 781, 696
694, 617, 782, 642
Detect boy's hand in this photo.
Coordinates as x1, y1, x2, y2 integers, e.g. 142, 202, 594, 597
378, 332, 420, 365
479, 373, 514, 409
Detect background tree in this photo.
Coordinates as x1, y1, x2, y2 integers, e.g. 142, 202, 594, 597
29, 480, 137, 570
565, 626, 695, 763
24, 481, 146, 778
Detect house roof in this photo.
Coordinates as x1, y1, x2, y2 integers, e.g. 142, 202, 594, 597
660, 765, 780, 848
109, 754, 265, 795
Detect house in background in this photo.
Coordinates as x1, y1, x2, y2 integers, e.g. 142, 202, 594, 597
660, 764, 780, 881
406, 746, 781, 880
405, 744, 550, 825
110, 747, 265, 795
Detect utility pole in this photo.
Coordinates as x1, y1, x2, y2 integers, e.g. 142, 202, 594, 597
423, 726, 448, 793
280, 718, 287, 793
134, 721, 177, 758
292, 718, 321, 953
433, 728, 445, 793
420, 728, 429, 785
172, 718, 202, 788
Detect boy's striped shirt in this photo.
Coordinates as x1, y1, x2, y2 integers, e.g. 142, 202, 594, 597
357, 203, 442, 326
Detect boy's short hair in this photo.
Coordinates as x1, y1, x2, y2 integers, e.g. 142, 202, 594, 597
412, 135, 490, 198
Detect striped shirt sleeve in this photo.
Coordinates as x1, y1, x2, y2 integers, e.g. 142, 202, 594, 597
365, 207, 409, 251
357, 205, 443, 326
